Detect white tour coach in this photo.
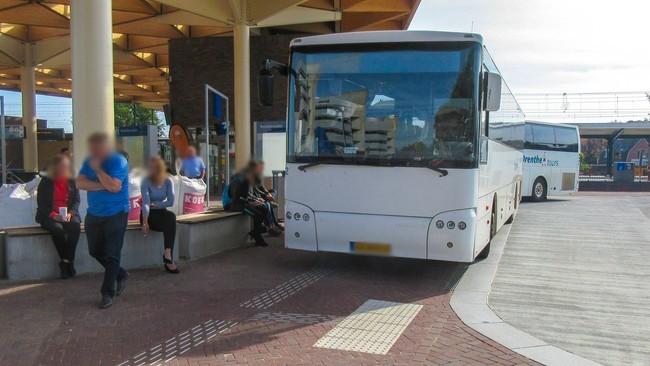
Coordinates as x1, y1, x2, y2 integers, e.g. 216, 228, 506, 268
259, 31, 524, 262
490, 121, 580, 201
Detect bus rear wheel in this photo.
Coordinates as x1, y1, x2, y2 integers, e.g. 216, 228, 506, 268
531, 177, 547, 202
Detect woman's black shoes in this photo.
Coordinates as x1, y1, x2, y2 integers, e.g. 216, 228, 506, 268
59, 261, 69, 279
59, 261, 76, 279
163, 256, 180, 274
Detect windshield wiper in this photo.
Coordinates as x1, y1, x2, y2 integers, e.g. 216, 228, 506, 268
426, 165, 449, 177
423, 160, 449, 177
297, 157, 361, 172
297, 161, 323, 172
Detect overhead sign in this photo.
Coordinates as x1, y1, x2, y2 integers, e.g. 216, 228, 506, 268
4, 125, 25, 140
117, 125, 148, 137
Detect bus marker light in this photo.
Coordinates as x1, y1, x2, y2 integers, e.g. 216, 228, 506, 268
447, 221, 455, 230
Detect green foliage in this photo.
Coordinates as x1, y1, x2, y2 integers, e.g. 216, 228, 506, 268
579, 152, 590, 174
114, 103, 162, 128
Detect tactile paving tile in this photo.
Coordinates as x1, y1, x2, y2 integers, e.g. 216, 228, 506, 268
116, 319, 238, 366
240, 268, 332, 310
313, 299, 422, 355
251, 311, 340, 325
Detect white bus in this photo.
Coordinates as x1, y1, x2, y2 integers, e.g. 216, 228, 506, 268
259, 31, 524, 262
490, 121, 580, 201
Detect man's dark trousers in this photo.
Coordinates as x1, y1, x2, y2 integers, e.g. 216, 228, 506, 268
85, 211, 128, 297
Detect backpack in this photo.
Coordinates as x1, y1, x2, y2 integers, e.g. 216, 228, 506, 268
221, 183, 232, 208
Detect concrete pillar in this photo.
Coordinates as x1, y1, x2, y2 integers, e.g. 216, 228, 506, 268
233, 23, 251, 171
21, 43, 38, 172
70, 0, 114, 172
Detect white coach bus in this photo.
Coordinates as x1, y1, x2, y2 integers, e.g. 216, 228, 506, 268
259, 31, 524, 262
490, 121, 580, 201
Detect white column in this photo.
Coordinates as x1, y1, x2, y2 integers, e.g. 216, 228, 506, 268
70, 0, 114, 172
233, 22, 251, 171
21, 43, 38, 172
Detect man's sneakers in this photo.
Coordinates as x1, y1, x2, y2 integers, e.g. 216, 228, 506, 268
116, 273, 129, 296
98, 295, 113, 309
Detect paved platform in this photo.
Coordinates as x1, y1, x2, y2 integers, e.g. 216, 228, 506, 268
490, 194, 650, 366
0, 237, 538, 365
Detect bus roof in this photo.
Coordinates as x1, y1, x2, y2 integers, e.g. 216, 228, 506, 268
525, 120, 579, 130
290, 31, 483, 48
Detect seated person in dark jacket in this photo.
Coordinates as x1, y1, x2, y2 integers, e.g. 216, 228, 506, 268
36, 154, 81, 279
252, 161, 283, 233
224, 161, 271, 247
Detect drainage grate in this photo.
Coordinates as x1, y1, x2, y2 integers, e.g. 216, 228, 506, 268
240, 268, 332, 310
314, 299, 422, 355
116, 319, 238, 366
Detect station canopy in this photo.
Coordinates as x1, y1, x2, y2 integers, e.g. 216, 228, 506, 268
0, 0, 420, 109
572, 122, 650, 139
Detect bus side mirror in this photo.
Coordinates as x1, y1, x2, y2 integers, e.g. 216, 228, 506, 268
258, 70, 274, 107
483, 71, 502, 112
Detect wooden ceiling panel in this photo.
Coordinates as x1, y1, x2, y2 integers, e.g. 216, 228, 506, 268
113, 17, 184, 39
0, 0, 419, 106
28, 25, 68, 41
0, 3, 69, 28
189, 25, 231, 38
301, 0, 335, 11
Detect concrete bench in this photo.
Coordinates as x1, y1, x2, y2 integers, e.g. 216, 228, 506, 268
176, 210, 251, 260
0, 209, 250, 280
1, 222, 173, 281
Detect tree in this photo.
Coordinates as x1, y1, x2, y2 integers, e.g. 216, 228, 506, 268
114, 103, 163, 128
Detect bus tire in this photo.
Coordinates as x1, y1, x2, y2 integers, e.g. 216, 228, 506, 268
531, 177, 547, 202
478, 201, 497, 260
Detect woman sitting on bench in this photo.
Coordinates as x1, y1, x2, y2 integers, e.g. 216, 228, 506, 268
36, 154, 81, 279
141, 157, 179, 274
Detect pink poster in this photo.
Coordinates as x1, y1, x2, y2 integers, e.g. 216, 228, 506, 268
183, 193, 205, 214
128, 196, 142, 221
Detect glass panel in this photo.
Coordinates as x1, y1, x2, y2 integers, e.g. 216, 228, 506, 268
288, 43, 481, 168
554, 127, 579, 152
533, 125, 555, 144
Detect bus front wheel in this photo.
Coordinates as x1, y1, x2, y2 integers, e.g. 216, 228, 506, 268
477, 204, 497, 260
531, 178, 547, 202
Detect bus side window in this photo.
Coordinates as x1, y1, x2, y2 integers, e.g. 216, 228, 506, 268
555, 127, 579, 152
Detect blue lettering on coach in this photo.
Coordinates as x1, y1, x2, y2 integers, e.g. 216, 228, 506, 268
523, 154, 559, 167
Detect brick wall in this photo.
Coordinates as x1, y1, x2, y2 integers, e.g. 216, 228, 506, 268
169, 34, 301, 129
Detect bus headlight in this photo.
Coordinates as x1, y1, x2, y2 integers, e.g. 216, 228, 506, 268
458, 221, 467, 230
447, 221, 456, 230
286, 211, 292, 220
436, 220, 445, 229
303, 213, 310, 221
294, 212, 302, 221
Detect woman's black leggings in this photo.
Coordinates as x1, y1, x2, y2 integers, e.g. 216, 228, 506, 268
145, 209, 177, 253
40, 216, 81, 262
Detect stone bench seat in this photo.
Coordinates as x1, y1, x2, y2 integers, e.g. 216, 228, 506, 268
0, 209, 250, 280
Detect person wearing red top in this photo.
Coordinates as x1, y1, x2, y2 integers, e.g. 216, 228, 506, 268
36, 154, 81, 279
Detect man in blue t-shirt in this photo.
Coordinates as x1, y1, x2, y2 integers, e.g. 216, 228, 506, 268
180, 146, 205, 179
76, 132, 130, 309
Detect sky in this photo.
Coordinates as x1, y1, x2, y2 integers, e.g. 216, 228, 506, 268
409, 0, 650, 94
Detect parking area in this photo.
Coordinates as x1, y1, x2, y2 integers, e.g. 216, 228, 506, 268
0, 235, 538, 365
490, 194, 650, 365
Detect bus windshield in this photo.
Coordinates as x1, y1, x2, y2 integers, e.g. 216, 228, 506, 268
287, 42, 481, 168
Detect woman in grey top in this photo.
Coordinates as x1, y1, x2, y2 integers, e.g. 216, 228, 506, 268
141, 157, 179, 273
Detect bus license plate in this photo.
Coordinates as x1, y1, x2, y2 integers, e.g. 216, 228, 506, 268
349, 241, 392, 255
